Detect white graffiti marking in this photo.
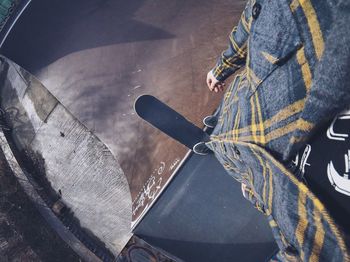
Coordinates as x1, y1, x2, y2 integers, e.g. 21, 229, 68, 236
157, 162, 165, 175
169, 158, 180, 171
132, 161, 166, 216
132, 158, 182, 216
132, 175, 163, 216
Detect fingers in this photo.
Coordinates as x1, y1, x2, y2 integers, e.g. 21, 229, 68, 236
207, 71, 218, 91
207, 70, 225, 92
217, 82, 225, 90
213, 82, 225, 93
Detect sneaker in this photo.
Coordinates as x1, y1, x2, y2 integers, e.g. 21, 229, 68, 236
203, 115, 218, 128
193, 142, 212, 155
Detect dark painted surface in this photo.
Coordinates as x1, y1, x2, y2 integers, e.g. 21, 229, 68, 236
135, 153, 277, 262
135, 95, 209, 149
0, 0, 245, 222
1, 0, 174, 72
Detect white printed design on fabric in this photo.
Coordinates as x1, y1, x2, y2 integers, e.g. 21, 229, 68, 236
326, 109, 350, 196
292, 144, 312, 175
327, 109, 350, 141
327, 150, 350, 197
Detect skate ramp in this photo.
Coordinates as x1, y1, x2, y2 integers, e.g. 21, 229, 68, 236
0, 56, 132, 256
0, 0, 245, 224
0, 1, 279, 260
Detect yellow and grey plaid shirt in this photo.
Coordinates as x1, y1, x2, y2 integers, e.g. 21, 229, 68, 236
207, 0, 350, 260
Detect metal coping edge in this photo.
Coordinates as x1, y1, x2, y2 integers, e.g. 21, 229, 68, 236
0, 0, 32, 48
131, 125, 211, 229
131, 149, 193, 229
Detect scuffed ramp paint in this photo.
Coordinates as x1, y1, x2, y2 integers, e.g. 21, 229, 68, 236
0, 55, 132, 255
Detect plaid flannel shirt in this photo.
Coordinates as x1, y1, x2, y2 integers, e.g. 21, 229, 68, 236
207, 0, 350, 260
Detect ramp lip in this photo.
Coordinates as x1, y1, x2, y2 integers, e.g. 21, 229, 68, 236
131, 149, 193, 229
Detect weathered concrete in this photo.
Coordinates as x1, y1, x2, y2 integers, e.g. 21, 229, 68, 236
0, 130, 101, 262
0, 56, 132, 255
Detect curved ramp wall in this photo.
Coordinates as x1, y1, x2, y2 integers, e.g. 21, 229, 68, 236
0, 56, 132, 255
0, 0, 31, 47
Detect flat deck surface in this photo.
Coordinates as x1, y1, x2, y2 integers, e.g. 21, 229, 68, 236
135, 153, 277, 261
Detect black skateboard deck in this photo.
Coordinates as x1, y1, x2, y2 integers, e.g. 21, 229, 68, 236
134, 95, 208, 150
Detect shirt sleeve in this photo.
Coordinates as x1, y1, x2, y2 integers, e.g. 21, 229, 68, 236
284, 0, 350, 159
242, 184, 267, 214
211, 0, 252, 81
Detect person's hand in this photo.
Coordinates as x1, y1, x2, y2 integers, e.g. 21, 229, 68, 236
206, 70, 225, 93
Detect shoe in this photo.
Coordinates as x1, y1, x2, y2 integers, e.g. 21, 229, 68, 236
193, 142, 212, 155
203, 115, 218, 128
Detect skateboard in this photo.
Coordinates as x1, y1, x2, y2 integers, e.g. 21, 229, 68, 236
134, 95, 208, 150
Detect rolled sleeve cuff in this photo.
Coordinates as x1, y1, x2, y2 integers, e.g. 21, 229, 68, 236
212, 64, 236, 82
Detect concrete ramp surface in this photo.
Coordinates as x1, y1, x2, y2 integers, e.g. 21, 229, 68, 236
0, 56, 132, 256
